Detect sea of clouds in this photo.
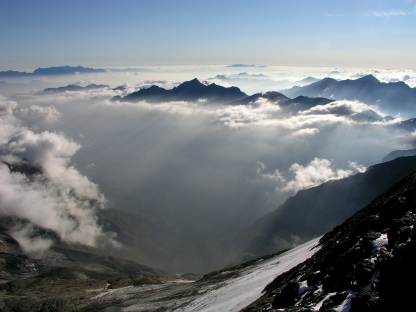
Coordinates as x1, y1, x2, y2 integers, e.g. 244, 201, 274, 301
0, 65, 414, 271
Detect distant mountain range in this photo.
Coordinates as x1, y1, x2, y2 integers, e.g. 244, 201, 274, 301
0, 66, 106, 77
281, 74, 416, 117
113, 78, 394, 121
42, 83, 110, 93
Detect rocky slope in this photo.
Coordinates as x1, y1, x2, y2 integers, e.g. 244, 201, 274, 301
242, 168, 416, 311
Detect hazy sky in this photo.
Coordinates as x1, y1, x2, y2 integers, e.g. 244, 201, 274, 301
1, 0, 415, 70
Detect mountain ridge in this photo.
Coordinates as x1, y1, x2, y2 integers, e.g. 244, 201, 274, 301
281, 74, 416, 117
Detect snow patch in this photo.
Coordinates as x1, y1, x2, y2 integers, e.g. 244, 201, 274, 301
372, 233, 388, 254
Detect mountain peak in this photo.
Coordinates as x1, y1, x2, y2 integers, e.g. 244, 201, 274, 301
173, 78, 206, 92
356, 74, 379, 83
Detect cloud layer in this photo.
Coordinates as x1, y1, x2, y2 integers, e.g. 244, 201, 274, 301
0, 70, 413, 271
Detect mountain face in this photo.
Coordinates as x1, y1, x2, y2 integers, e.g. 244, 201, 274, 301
237, 156, 416, 261
115, 78, 248, 104
281, 75, 416, 117
243, 169, 416, 312
382, 148, 416, 162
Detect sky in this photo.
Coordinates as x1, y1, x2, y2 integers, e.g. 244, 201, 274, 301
1, 0, 415, 70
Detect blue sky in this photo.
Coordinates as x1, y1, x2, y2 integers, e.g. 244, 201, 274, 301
1, 0, 415, 70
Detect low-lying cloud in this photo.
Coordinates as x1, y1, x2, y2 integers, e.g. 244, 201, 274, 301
257, 158, 367, 194
0, 103, 116, 257
1, 73, 412, 272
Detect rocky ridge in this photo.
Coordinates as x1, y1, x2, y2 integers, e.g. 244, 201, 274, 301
242, 169, 416, 311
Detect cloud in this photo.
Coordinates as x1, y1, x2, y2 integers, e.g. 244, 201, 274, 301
0, 130, 104, 202
348, 161, 367, 173
4, 72, 411, 272
14, 105, 61, 125
0, 103, 116, 256
300, 100, 380, 116
369, 7, 416, 17
0, 99, 18, 116
8, 224, 53, 258
0, 162, 111, 248
324, 12, 341, 17
292, 128, 320, 137
258, 158, 366, 194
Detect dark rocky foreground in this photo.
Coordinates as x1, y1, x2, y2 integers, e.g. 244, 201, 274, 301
242, 169, 416, 311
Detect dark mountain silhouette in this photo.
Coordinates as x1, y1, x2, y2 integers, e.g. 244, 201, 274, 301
396, 117, 416, 131
114, 78, 247, 104
0, 66, 106, 77
296, 76, 320, 85
281, 75, 416, 117
237, 155, 416, 260
231, 91, 339, 115
42, 83, 109, 93
382, 148, 416, 162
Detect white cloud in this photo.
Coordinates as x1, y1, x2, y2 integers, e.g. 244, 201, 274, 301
0, 163, 110, 247
0, 99, 18, 116
292, 128, 320, 137
369, 6, 416, 17
8, 224, 53, 258
14, 105, 61, 125
258, 158, 367, 194
349, 161, 367, 173
0, 130, 104, 202
0, 105, 116, 255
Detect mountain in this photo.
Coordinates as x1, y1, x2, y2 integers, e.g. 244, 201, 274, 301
243, 168, 416, 311
281, 75, 416, 117
114, 78, 248, 104
0, 216, 169, 311
0, 66, 106, 77
42, 83, 109, 93
236, 155, 416, 260
382, 148, 416, 162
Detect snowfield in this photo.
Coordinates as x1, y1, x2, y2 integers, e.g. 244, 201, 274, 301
96, 237, 321, 312
176, 236, 321, 312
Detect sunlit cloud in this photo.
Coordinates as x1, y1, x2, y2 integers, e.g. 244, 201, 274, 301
0, 101, 118, 256
257, 158, 366, 194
